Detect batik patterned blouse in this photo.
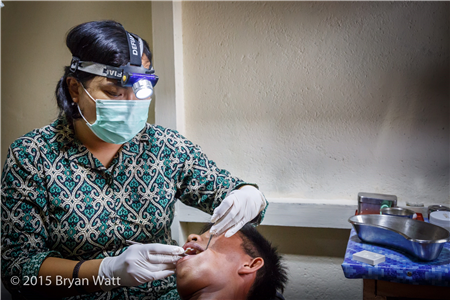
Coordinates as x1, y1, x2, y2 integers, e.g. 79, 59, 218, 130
1, 116, 254, 300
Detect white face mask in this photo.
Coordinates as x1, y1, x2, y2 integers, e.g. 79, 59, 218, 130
78, 85, 151, 144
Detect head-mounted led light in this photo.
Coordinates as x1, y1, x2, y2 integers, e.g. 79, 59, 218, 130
133, 80, 153, 99
121, 72, 158, 99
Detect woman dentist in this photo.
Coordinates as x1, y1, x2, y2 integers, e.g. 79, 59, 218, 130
1, 20, 267, 300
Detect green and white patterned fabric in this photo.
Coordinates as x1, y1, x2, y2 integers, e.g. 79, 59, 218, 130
1, 116, 253, 299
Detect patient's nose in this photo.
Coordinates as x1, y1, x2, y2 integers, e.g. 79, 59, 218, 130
187, 234, 201, 243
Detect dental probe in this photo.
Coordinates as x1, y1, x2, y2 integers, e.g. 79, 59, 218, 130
125, 240, 141, 245
125, 240, 189, 256
204, 234, 213, 251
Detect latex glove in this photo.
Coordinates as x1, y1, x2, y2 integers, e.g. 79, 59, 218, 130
98, 243, 184, 291
210, 185, 266, 238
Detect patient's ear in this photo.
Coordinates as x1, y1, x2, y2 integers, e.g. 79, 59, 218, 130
238, 257, 264, 275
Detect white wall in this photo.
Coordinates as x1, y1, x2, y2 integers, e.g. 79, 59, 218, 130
162, 2, 448, 299
181, 1, 449, 206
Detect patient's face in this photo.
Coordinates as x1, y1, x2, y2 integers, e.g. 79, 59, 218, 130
176, 229, 252, 297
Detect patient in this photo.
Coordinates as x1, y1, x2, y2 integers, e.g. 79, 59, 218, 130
176, 223, 287, 300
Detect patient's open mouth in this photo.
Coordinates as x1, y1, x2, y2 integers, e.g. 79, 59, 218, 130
183, 242, 205, 255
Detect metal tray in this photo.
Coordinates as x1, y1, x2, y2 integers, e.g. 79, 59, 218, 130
348, 214, 449, 261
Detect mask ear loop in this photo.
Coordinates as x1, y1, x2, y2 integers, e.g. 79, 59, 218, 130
77, 105, 91, 125
80, 83, 97, 103
77, 83, 97, 126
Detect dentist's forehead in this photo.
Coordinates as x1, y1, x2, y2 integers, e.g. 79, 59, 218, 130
141, 54, 151, 69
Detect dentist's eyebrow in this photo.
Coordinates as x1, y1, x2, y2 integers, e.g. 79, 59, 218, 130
102, 79, 122, 87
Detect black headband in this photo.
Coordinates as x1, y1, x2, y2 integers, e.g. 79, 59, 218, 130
69, 31, 154, 79
126, 31, 143, 66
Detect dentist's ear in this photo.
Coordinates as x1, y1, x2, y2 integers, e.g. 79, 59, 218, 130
66, 77, 81, 104
238, 257, 264, 275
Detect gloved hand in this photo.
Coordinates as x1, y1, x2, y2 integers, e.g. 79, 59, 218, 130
98, 243, 184, 291
210, 185, 266, 238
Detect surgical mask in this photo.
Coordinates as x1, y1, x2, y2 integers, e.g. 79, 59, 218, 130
77, 85, 151, 144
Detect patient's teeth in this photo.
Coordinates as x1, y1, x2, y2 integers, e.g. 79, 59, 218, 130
184, 247, 202, 255
185, 247, 196, 255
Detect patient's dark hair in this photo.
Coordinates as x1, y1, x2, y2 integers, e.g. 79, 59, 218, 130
200, 223, 288, 300
55, 20, 152, 121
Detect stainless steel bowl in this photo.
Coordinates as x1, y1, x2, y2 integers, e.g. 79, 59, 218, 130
348, 214, 449, 261
381, 207, 415, 218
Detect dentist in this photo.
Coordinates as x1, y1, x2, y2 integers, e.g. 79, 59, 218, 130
1, 20, 267, 300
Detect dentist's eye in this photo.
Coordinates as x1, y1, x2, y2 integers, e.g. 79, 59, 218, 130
107, 91, 120, 97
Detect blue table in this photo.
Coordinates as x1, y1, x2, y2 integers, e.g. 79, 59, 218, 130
342, 227, 450, 286
342, 227, 450, 300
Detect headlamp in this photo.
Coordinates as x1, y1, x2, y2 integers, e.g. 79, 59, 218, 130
69, 31, 158, 99
121, 72, 158, 99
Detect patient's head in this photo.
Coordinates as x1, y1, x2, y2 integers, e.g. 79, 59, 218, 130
176, 223, 287, 300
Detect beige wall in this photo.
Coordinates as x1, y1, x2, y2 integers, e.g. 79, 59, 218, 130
182, 1, 449, 206
179, 3, 448, 298
1, 1, 154, 164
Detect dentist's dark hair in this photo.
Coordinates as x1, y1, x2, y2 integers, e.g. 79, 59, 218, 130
55, 20, 152, 121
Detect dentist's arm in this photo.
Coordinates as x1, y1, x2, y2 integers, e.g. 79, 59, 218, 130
35, 243, 184, 297
36, 257, 102, 297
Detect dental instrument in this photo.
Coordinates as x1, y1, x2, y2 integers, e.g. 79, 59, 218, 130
204, 234, 213, 251
126, 240, 141, 245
